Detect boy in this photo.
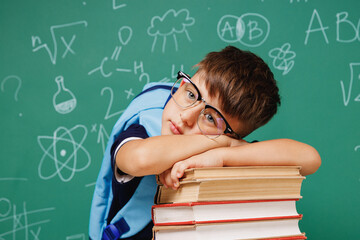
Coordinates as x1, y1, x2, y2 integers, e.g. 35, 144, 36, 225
89, 46, 321, 240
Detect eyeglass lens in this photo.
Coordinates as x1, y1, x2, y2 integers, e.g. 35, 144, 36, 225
171, 77, 227, 138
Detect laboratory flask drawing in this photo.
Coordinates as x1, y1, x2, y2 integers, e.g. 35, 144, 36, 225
37, 125, 91, 182
53, 75, 77, 114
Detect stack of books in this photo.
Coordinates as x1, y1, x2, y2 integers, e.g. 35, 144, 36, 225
152, 166, 307, 240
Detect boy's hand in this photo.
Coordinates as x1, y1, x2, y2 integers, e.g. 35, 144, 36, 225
158, 148, 224, 190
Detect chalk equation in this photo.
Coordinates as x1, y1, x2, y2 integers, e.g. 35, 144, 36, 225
147, 9, 195, 53
31, 20, 88, 64
66, 233, 85, 240
1, 75, 22, 102
340, 63, 360, 107
88, 26, 133, 78
305, 10, 360, 45
96, 124, 110, 154
113, 0, 126, 10
53, 76, 77, 114
289, 0, 308, 3
37, 125, 91, 182
217, 13, 270, 47
269, 43, 296, 75
101, 87, 126, 120
0, 198, 55, 240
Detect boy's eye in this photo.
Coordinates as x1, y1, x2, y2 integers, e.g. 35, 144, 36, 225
186, 90, 196, 100
205, 113, 216, 125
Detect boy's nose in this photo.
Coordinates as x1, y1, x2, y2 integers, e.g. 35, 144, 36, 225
180, 103, 203, 128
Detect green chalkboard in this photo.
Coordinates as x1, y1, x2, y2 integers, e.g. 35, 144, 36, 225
1, 0, 359, 239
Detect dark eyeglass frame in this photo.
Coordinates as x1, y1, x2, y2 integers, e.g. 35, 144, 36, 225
175, 71, 241, 139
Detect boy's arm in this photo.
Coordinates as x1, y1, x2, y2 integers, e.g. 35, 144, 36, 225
115, 134, 244, 176
162, 138, 321, 189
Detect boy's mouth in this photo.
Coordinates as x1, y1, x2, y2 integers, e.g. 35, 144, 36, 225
170, 121, 182, 135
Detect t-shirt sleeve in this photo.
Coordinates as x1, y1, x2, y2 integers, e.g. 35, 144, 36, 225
110, 124, 149, 182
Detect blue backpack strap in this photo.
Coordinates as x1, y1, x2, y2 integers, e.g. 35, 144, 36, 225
89, 82, 173, 240
102, 217, 129, 240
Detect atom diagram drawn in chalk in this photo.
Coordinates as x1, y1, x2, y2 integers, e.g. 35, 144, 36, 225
37, 125, 91, 182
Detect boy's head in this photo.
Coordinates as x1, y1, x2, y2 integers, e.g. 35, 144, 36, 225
194, 46, 280, 137
161, 46, 280, 138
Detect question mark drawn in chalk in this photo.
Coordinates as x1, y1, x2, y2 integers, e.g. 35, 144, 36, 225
1, 75, 22, 101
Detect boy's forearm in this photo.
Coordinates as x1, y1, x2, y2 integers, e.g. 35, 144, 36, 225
116, 134, 231, 176
221, 139, 321, 176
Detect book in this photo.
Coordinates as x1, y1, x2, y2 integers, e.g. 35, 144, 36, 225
180, 166, 302, 182
155, 176, 305, 204
153, 216, 306, 240
155, 166, 302, 185
152, 199, 299, 226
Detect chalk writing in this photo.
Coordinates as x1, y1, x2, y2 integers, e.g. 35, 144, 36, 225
66, 233, 85, 240
101, 87, 125, 120
147, 9, 195, 53
88, 26, 133, 78
53, 76, 77, 114
304, 9, 329, 45
31, 21, 88, 64
269, 43, 296, 75
217, 13, 270, 47
305, 10, 360, 45
37, 125, 91, 182
1, 75, 22, 102
0, 178, 28, 182
0, 198, 55, 240
159, 64, 184, 83
340, 63, 360, 107
97, 124, 110, 154
336, 12, 360, 43
113, 0, 126, 10
290, 0, 308, 3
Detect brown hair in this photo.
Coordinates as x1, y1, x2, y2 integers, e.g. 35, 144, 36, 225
195, 46, 280, 137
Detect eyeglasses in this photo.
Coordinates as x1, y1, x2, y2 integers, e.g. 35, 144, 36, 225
171, 71, 240, 139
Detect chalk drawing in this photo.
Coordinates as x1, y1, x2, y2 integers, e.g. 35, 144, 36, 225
0, 198, 55, 240
37, 125, 91, 182
290, 0, 308, 3
0, 178, 28, 181
124, 88, 135, 99
269, 43, 296, 75
118, 26, 132, 45
217, 13, 270, 47
53, 76, 77, 114
336, 12, 360, 43
1, 75, 22, 101
340, 63, 360, 107
159, 64, 184, 83
113, 0, 126, 10
89, 26, 133, 78
101, 87, 125, 120
97, 124, 110, 154
90, 124, 97, 133
66, 233, 85, 240
133, 61, 150, 85
147, 9, 195, 53
31, 20, 88, 64
0, 198, 11, 218
85, 182, 96, 188
304, 9, 329, 45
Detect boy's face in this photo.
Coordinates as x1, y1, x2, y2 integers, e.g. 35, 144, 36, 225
161, 73, 243, 137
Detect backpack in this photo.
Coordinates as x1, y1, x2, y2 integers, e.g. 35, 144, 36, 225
89, 82, 174, 240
